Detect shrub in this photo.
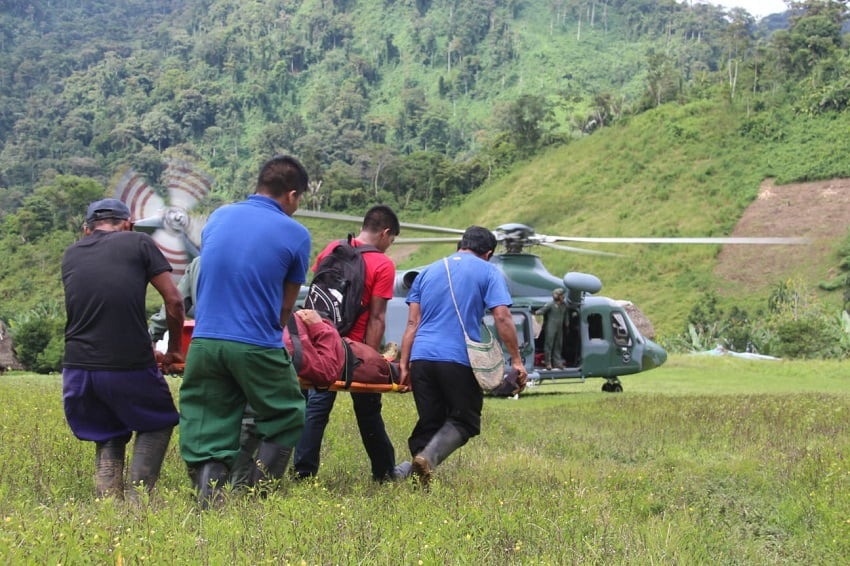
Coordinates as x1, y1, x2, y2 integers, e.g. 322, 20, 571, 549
9, 302, 65, 373
765, 315, 846, 359
665, 281, 850, 359
759, 280, 850, 359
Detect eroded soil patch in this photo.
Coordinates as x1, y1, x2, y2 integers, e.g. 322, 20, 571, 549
715, 178, 850, 292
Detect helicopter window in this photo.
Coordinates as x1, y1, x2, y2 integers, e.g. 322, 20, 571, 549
611, 312, 632, 347
512, 313, 530, 347
481, 313, 530, 348
587, 313, 604, 340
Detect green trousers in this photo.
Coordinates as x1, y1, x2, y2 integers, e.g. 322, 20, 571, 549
179, 338, 305, 468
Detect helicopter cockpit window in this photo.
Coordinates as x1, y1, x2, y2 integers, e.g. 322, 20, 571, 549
587, 313, 604, 340
611, 312, 632, 347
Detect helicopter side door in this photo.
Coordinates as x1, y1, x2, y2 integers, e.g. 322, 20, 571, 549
481, 309, 536, 371
580, 304, 641, 378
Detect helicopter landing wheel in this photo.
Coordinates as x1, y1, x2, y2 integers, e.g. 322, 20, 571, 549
602, 380, 623, 393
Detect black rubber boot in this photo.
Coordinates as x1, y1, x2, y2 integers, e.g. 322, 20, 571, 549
411, 423, 466, 489
128, 427, 172, 499
196, 461, 229, 509
230, 418, 260, 489
95, 438, 127, 499
248, 440, 292, 488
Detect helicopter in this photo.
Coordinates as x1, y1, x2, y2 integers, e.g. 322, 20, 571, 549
115, 162, 807, 394
294, 210, 806, 393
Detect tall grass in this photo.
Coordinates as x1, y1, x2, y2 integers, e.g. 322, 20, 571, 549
1, 357, 848, 564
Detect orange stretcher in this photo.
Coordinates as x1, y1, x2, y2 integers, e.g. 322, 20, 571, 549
297, 377, 404, 393
161, 363, 404, 393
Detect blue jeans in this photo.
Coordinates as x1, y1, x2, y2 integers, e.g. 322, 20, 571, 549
293, 388, 396, 480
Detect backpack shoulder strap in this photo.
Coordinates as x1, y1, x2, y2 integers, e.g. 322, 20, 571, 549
340, 339, 358, 389
287, 315, 303, 371
347, 233, 380, 254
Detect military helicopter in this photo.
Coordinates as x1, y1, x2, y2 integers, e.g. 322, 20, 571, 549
294, 210, 806, 393
114, 163, 806, 394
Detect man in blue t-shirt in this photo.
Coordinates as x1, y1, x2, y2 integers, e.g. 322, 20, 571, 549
399, 226, 527, 487
178, 155, 311, 506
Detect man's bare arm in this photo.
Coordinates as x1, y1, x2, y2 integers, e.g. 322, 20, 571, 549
363, 296, 388, 350
150, 271, 185, 364
280, 281, 303, 328
398, 302, 420, 392
491, 305, 527, 387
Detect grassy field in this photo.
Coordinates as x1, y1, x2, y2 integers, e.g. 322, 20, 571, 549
0, 356, 848, 564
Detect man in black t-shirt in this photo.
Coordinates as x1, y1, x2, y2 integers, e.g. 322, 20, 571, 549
62, 198, 185, 500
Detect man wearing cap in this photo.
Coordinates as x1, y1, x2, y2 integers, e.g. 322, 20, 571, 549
61, 198, 185, 500
537, 287, 568, 370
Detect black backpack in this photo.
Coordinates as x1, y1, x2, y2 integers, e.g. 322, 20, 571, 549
304, 234, 379, 337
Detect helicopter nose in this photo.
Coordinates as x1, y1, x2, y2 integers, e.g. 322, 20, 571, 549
641, 340, 668, 370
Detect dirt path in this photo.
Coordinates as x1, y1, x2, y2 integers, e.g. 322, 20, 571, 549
715, 178, 850, 292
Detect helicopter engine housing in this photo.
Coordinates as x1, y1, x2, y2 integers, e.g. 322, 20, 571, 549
563, 272, 602, 304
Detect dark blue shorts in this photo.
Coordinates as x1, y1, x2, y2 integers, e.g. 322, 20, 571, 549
62, 367, 179, 443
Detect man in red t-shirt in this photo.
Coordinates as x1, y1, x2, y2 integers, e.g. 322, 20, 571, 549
293, 205, 404, 481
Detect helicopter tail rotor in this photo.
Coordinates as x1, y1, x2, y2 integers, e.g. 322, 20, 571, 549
113, 159, 213, 280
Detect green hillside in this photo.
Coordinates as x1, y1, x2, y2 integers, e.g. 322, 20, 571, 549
391, 98, 850, 336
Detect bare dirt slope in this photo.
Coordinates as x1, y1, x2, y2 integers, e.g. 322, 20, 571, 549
715, 178, 850, 293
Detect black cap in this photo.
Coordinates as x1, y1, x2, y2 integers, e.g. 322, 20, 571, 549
86, 198, 131, 223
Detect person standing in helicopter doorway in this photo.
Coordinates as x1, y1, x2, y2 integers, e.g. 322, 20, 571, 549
61, 198, 185, 501
538, 287, 567, 370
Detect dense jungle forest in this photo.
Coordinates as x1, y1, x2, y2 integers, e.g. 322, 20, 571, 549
3, 0, 850, 371
0, 0, 800, 213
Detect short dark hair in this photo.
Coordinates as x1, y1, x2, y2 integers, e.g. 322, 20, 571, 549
458, 226, 496, 257
87, 217, 126, 231
362, 205, 400, 236
256, 155, 309, 198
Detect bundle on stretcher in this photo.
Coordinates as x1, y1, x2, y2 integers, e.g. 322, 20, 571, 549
159, 308, 404, 393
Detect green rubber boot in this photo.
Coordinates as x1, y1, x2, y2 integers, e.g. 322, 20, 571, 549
95, 438, 127, 499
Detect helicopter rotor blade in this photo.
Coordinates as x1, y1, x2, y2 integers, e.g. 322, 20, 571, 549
294, 209, 364, 224
181, 231, 200, 260
394, 236, 464, 244
113, 168, 165, 220
132, 215, 165, 234
541, 235, 809, 245
293, 210, 808, 249
539, 242, 622, 257
152, 229, 192, 280
165, 159, 214, 211
295, 210, 466, 235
